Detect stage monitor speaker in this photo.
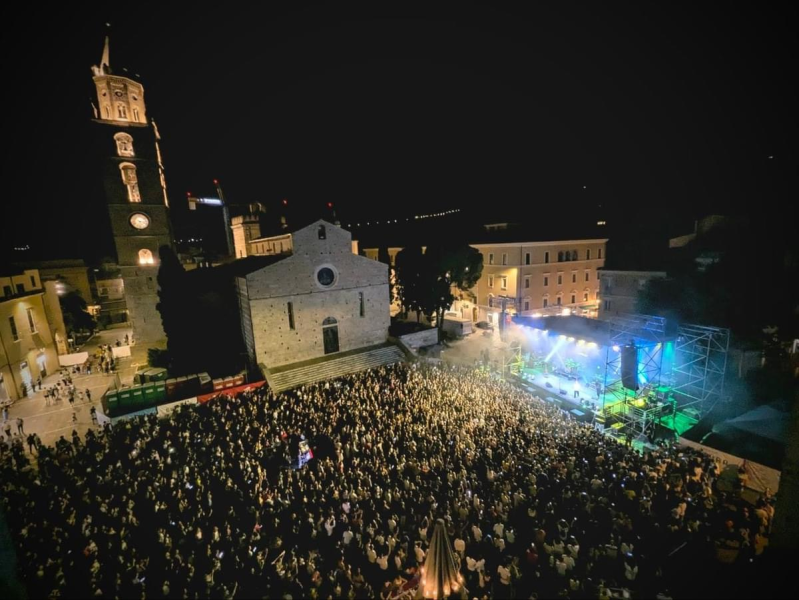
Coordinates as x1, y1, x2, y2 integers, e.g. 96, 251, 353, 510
621, 344, 639, 390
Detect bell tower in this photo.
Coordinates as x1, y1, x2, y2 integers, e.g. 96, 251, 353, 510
90, 36, 173, 344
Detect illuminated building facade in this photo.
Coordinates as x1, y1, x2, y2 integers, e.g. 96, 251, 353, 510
237, 221, 389, 370
597, 270, 667, 318
0, 270, 62, 401
90, 37, 173, 343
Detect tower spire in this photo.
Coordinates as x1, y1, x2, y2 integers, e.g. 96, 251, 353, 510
100, 36, 110, 73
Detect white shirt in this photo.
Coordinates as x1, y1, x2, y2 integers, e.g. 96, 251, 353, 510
377, 555, 388, 570
493, 523, 505, 538
454, 538, 466, 553
414, 545, 425, 563
342, 530, 353, 545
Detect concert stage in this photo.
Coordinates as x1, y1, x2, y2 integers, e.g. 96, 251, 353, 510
506, 313, 729, 448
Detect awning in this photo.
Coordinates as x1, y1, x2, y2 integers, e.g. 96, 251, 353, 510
58, 352, 89, 367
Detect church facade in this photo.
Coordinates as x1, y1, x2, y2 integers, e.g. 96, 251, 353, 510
89, 37, 173, 344
237, 221, 390, 370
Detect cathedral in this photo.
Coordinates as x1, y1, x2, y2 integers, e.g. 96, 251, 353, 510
236, 220, 391, 371
89, 37, 173, 344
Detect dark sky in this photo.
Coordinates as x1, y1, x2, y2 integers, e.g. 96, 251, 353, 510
2, 3, 796, 261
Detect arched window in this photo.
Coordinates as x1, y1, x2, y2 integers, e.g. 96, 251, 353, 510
119, 163, 141, 202
132, 107, 140, 122
138, 249, 154, 265
571, 250, 578, 261
114, 133, 134, 157
558, 251, 564, 262
556, 294, 563, 306
117, 104, 128, 119
322, 316, 337, 326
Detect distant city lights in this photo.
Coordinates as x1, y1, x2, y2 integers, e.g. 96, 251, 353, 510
348, 208, 460, 229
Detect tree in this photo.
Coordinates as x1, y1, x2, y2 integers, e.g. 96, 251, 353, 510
394, 246, 427, 321
156, 245, 193, 374
395, 243, 484, 330
59, 291, 96, 334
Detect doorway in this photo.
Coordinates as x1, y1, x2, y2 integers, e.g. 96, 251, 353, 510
20, 361, 32, 396
322, 317, 339, 354
36, 352, 47, 378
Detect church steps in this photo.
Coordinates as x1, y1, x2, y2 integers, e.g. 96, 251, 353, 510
266, 346, 404, 392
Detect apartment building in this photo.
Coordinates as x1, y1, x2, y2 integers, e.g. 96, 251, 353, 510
470, 238, 608, 324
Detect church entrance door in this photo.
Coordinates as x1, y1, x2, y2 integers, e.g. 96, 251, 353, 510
322, 317, 339, 354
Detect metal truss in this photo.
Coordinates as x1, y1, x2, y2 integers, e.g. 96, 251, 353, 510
600, 314, 669, 442
672, 323, 730, 417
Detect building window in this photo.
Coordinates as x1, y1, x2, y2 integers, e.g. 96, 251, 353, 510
543, 298, 548, 308
502, 253, 508, 266
557, 274, 563, 285
585, 272, 590, 282
104, 105, 110, 118
604, 300, 612, 311
587, 249, 592, 260
9, 316, 19, 341
318, 225, 326, 240
571, 250, 578, 261
138, 249, 155, 265
524, 300, 530, 311
558, 251, 564, 262
584, 292, 589, 302
287, 302, 295, 330
500, 276, 508, 290
119, 163, 141, 202
114, 132, 134, 157
2, 285, 11, 297
525, 252, 531, 265
544, 251, 550, 264
359, 292, 365, 317
598, 248, 603, 259
488, 295, 494, 308
524, 277, 530, 289
488, 275, 494, 288
132, 107, 140, 122
572, 273, 577, 284
488, 253, 494, 265
556, 295, 562, 306
117, 103, 127, 119
26, 308, 36, 333
16, 284, 25, 294
571, 294, 576, 304
597, 271, 600, 280
30, 276, 36, 288
543, 276, 549, 287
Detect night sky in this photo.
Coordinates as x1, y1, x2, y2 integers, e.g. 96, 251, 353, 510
2, 3, 796, 261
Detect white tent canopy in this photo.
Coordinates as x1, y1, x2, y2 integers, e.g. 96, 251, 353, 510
58, 352, 89, 367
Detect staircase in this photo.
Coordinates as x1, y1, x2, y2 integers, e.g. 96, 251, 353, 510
265, 344, 405, 393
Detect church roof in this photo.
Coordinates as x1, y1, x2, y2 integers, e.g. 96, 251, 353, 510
226, 255, 290, 278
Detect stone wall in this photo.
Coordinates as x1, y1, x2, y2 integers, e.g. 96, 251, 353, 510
399, 328, 439, 350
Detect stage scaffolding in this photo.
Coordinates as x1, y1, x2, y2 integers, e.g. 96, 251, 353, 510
672, 323, 730, 418
600, 314, 668, 443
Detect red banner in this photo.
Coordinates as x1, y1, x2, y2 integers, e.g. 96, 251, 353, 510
197, 380, 267, 404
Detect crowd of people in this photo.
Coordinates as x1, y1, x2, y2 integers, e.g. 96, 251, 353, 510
0, 362, 777, 599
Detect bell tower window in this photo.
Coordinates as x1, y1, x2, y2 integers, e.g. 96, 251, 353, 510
138, 249, 154, 265
114, 133, 134, 157
132, 107, 140, 122
117, 104, 128, 119
119, 163, 141, 202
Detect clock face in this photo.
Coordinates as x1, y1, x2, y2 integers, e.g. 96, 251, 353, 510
317, 267, 336, 287
114, 90, 124, 98
129, 213, 150, 230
